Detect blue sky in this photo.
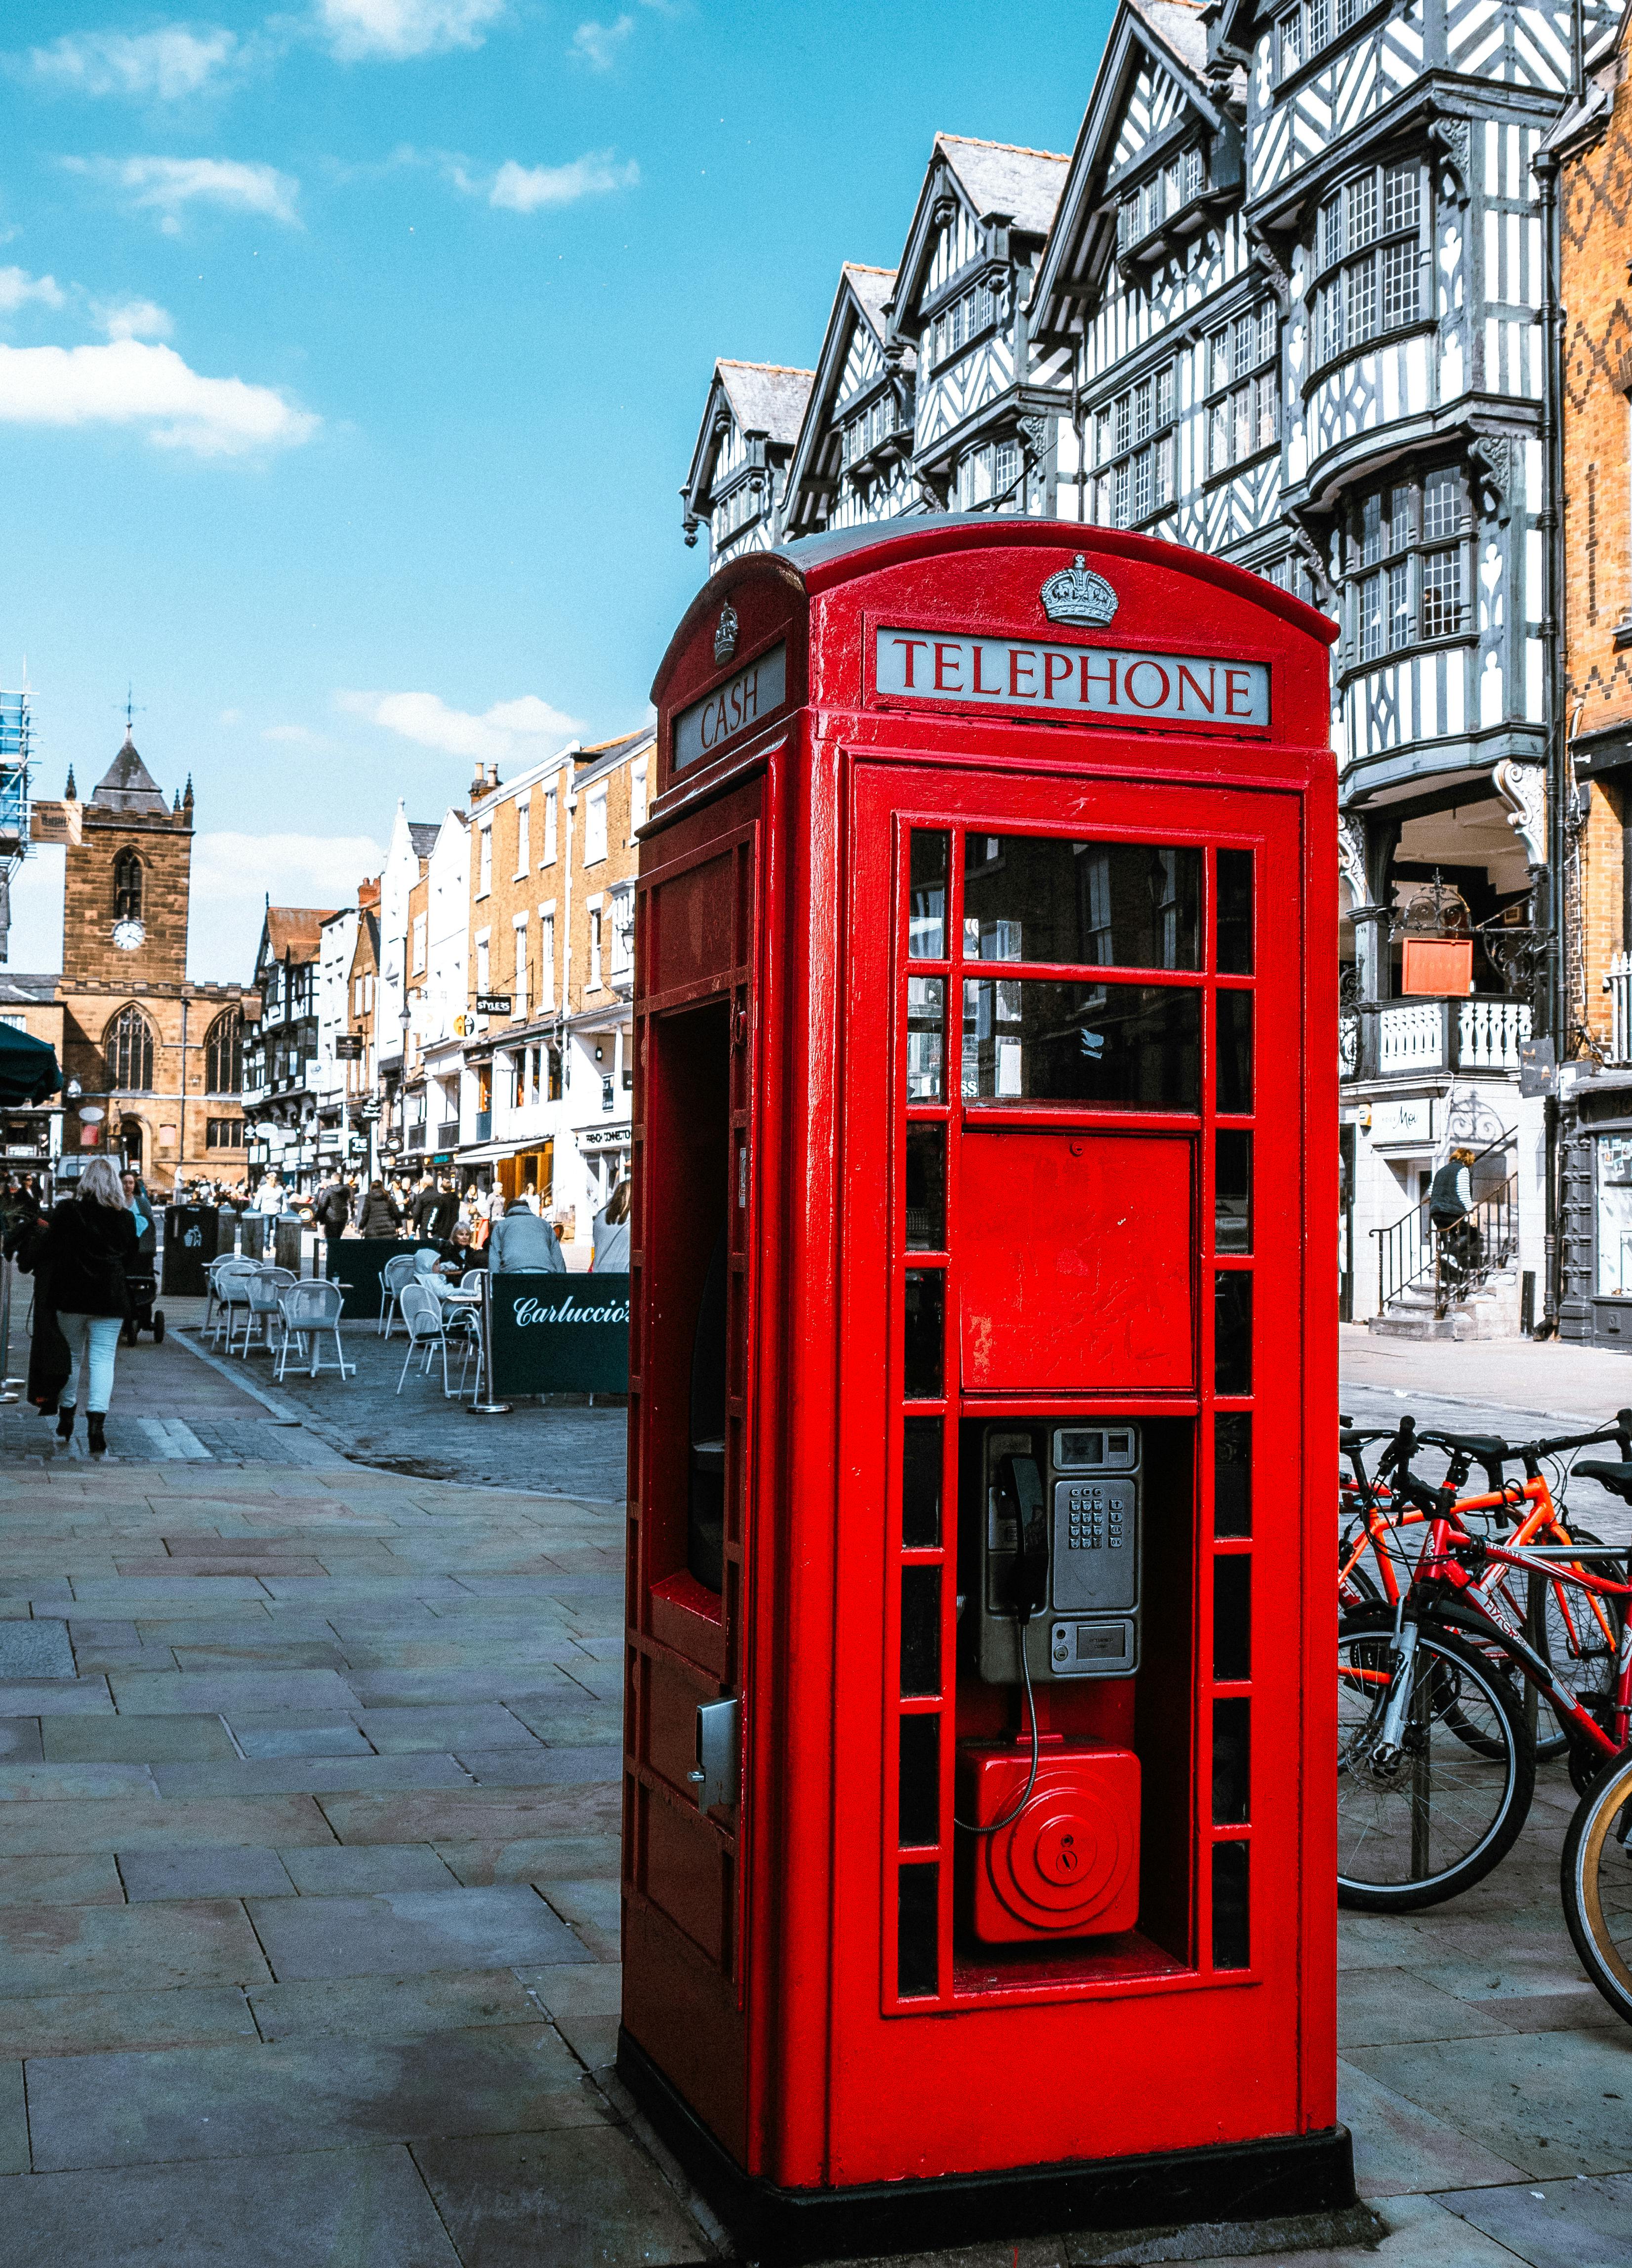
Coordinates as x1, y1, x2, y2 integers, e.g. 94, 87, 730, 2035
0, 0, 1114, 979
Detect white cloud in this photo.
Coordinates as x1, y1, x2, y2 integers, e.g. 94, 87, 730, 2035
336, 689, 581, 764
64, 156, 300, 232
483, 151, 639, 212
317, 0, 506, 59
572, 15, 633, 67
188, 830, 386, 983
0, 338, 319, 457
95, 296, 173, 340
0, 267, 66, 314
24, 25, 240, 102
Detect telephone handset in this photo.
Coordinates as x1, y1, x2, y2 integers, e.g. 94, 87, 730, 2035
995, 1454, 1049, 1620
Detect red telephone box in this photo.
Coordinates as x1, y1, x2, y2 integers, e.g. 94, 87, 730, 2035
622, 518, 1347, 2262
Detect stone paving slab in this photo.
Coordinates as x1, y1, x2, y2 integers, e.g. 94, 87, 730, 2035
0, 1898, 271, 1997
412, 2127, 709, 2268
148, 1751, 474, 1797
277, 1842, 464, 1895
0, 1792, 335, 1855
245, 1885, 590, 1980
40, 1713, 236, 1761
0, 1621, 75, 1678
1436, 2170, 1632, 2268
0, 2146, 463, 2268
119, 1845, 297, 1901
25, 2027, 607, 2171
247, 1968, 543, 2044
0, 1984, 259, 2061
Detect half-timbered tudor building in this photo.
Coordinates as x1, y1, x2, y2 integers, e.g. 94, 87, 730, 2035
680, 361, 815, 565
880, 135, 1072, 518
781, 265, 909, 541
682, 7, 1613, 1329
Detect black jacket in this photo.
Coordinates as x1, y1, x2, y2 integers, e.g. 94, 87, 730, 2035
358, 1189, 403, 1239
314, 1182, 352, 1232
41, 1198, 139, 1319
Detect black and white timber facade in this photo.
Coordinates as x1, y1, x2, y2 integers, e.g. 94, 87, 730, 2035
684, 0, 1611, 1329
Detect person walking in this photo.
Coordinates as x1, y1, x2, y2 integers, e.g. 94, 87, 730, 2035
409, 1174, 442, 1240
120, 1170, 157, 1261
1428, 1145, 1479, 1297
41, 1156, 137, 1456
590, 1179, 631, 1271
357, 1179, 403, 1239
488, 1195, 566, 1273
428, 1175, 460, 1241
313, 1173, 352, 1273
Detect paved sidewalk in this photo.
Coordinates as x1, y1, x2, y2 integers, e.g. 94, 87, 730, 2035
0, 1309, 1622, 2263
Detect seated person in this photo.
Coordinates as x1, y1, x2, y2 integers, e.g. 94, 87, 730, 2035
489, 1196, 566, 1274
424, 1222, 485, 1281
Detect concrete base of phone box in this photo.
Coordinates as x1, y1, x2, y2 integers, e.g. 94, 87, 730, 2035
617, 2028, 1356, 2266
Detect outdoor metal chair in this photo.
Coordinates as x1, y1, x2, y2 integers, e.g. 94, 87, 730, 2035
379, 1252, 420, 1340
396, 1280, 478, 1399
228, 1265, 297, 1358
207, 1258, 259, 1348
275, 1279, 353, 1381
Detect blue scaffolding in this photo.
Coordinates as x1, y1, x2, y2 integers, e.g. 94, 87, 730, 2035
0, 692, 28, 846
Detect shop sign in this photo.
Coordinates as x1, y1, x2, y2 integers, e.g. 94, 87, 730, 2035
488, 1271, 630, 1395
475, 994, 511, 1017
1370, 1097, 1438, 1145
874, 629, 1269, 728
674, 644, 787, 771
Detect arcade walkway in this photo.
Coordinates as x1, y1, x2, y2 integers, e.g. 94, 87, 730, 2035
0, 1309, 1622, 2264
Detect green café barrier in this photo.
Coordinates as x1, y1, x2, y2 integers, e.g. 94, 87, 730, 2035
486, 1271, 630, 1395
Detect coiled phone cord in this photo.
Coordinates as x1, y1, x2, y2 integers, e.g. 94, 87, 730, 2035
953, 1612, 1040, 1837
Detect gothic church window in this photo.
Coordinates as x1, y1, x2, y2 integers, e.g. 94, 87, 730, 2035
105, 1005, 155, 1094
205, 1008, 244, 1095
113, 850, 143, 921
1311, 163, 1424, 369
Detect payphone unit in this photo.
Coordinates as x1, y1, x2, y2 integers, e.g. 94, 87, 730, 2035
977, 1420, 1141, 1682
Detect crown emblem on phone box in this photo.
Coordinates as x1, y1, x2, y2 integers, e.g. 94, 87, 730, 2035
1040, 556, 1119, 628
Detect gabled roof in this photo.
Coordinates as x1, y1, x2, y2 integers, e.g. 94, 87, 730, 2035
577, 727, 654, 770
0, 972, 57, 1005
262, 906, 337, 968
783, 264, 902, 539
714, 361, 815, 446
408, 822, 439, 861
936, 135, 1072, 237
682, 359, 816, 531
1030, 0, 1227, 341
889, 133, 1070, 344
89, 730, 168, 816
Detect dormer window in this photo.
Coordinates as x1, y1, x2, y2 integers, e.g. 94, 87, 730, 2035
1116, 146, 1206, 255
1277, 0, 1364, 75
929, 281, 997, 369
843, 393, 897, 467
113, 849, 143, 922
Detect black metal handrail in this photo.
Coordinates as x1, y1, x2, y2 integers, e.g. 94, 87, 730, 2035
1373, 1128, 1518, 1319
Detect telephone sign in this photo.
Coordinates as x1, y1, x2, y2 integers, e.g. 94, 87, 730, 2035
623, 516, 1346, 2262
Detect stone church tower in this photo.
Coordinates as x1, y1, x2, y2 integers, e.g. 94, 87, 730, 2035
50, 732, 253, 1190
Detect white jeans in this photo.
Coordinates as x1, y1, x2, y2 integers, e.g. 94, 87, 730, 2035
56, 1312, 122, 1415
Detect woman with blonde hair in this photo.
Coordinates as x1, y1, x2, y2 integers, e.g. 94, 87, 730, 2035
41, 1154, 137, 1457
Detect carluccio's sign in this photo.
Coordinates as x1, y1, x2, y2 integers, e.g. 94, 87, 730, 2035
487, 1273, 630, 1395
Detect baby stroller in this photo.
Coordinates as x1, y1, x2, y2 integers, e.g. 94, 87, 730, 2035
123, 1268, 165, 1345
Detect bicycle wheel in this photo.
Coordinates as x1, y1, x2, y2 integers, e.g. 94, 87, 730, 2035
1338, 1616, 1535, 1911
1560, 1745, 1632, 2026
1539, 1532, 1623, 1756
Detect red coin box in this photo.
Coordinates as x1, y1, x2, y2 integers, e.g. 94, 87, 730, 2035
961, 1740, 1141, 1944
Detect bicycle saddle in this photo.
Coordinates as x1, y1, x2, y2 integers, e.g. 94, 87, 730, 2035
1419, 1430, 1511, 1493
1571, 1459, 1632, 1503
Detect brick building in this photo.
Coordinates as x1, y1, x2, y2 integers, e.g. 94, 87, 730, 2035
30, 732, 250, 1191
1550, 17, 1632, 1338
